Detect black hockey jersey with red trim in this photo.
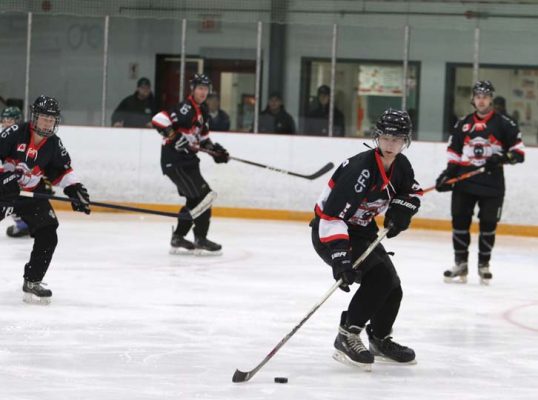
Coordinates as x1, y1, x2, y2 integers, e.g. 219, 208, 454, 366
152, 96, 211, 171
448, 111, 525, 197
314, 149, 422, 247
0, 122, 78, 192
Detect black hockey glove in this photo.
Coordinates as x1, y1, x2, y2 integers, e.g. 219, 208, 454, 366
0, 171, 21, 200
64, 183, 91, 215
330, 248, 359, 292
211, 142, 229, 164
435, 164, 459, 192
485, 153, 505, 172
384, 196, 420, 238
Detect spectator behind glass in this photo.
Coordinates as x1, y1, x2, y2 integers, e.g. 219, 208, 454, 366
257, 92, 295, 134
493, 96, 519, 124
111, 77, 156, 128
206, 93, 230, 132
304, 85, 345, 137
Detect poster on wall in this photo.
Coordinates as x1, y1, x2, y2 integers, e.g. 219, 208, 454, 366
358, 65, 403, 96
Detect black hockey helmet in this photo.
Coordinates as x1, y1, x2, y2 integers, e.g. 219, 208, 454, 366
190, 73, 212, 92
31, 95, 61, 137
373, 108, 412, 147
472, 80, 495, 97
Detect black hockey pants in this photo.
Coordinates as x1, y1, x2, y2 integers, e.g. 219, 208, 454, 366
311, 222, 402, 338
451, 190, 503, 264
164, 163, 212, 239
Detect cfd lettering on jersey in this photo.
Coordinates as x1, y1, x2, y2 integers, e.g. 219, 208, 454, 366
354, 169, 370, 193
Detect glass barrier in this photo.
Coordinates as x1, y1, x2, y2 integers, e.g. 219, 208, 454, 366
29, 14, 104, 126
184, 20, 258, 133
0, 13, 30, 118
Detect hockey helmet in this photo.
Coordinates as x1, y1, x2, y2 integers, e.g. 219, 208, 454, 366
190, 73, 212, 92
472, 80, 495, 97
31, 95, 61, 137
373, 108, 412, 147
1, 106, 22, 125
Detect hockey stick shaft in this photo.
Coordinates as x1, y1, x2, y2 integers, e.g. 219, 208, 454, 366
199, 148, 334, 180
422, 167, 486, 194
232, 228, 390, 383
18, 191, 193, 220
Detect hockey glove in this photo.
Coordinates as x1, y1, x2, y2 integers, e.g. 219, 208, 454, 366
211, 142, 229, 164
435, 164, 459, 192
0, 171, 21, 200
330, 248, 359, 292
485, 153, 505, 172
64, 183, 91, 215
384, 195, 420, 238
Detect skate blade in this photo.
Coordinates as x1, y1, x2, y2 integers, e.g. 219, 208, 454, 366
373, 355, 417, 365
332, 350, 372, 371
443, 276, 467, 284
193, 249, 223, 257
169, 247, 196, 256
23, 293, 51, 305
480, 278, 491, 286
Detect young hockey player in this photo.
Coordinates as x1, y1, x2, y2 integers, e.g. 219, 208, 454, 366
152, 74, 229, 255
0, 95, 91, 304
436, 81, 525, 285
311, 109, 422, 369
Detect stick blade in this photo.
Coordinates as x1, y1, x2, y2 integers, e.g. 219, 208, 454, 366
307, 162, 335, 180
232, 369, 251, 383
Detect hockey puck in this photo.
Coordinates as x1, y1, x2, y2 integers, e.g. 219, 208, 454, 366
274, 377, 288, 384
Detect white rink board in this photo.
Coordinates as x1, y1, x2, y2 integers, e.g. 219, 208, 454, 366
57, 126, 537, 226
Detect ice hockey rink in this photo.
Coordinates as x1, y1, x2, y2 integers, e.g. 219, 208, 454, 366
0, 212, 537, 400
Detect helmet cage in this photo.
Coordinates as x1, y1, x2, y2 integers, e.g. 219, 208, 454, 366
372, 109, 412, 148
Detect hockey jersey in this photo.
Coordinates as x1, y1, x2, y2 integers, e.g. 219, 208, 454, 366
0, 122, 78, 192
152, 96, 212, 172
314, 149, 422, 247
448, 111, 525, 197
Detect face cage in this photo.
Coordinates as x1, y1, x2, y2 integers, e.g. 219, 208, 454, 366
190, 83, 212, 94
32, 112, 60, 137
373, 129, 412, 149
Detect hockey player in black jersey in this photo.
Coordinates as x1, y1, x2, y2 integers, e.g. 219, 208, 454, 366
311, 109, 422, 368
436, 81, 525, 285
0, 95, 91, 304
152, 74, 229, 255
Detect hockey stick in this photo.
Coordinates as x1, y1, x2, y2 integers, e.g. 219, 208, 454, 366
422, 167, 486, 194
232, 227, 390, 383
199, 148, 334, 180
18, 191, 194, 220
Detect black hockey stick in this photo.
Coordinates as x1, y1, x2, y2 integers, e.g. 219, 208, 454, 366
200, 148, 334, 180
232, 228, 390, 383
18, 191, 194, 220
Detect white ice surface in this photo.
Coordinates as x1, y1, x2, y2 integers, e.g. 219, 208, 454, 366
0, 213, 537, 400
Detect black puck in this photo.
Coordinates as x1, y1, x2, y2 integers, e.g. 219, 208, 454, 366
274, 377, 288, 384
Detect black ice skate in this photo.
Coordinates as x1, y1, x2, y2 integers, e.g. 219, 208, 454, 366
366, 325, 416, 364
169, 232, 196, 255
22, 280, 52, 305
332, 312, 374, 371
443, 261, 468, 284
478, 262, 493, 286
194, 236, 222, 256
6, 222, 30, 238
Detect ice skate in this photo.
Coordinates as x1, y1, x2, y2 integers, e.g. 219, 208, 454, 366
22, 280, 52, 305
169, 232, 196, 255
366, 325, 416, 364
443, 261, 468, 283
478, 262, 492, 286
194, 236, 222, 256
332, 312, 374, 371
6, 220, 30, 238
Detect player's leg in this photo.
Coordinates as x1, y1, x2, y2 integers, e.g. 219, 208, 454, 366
476, 195, 503, 285
444, 190, 476, 283
15, 198, 59, 305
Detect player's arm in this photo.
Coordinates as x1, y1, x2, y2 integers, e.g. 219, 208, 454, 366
436, 121, 464, 192
47, 140, 91, 214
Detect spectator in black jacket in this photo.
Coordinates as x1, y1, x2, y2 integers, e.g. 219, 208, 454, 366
304, 85, 345, 137
111, 77, 156, 128
207, 93, 231, 132
257, 92, 295, 134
